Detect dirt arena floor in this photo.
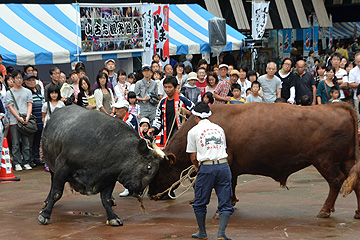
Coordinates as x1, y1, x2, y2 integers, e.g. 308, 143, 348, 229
1, 166, 360, 240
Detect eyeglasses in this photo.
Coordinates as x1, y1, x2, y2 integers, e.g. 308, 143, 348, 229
15, 76, 22, 80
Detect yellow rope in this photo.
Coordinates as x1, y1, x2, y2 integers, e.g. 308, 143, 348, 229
152, 165, 196, 200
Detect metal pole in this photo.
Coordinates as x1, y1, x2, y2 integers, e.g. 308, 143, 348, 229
76, 1, 80, 63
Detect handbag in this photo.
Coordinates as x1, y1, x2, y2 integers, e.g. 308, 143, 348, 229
149, 93, 159, 106
9, 90, 38, 136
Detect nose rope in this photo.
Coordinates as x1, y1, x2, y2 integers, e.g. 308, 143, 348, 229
152, 165, 196, 200
138, 185, 149, 214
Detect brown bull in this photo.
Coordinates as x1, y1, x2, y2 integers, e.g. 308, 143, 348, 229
148, 102, 360, 218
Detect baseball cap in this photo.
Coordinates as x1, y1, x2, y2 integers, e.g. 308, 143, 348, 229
219, 64, 229, 69
139, 117, 150, 127
112, 100, 129, 109
105, 59, 116, 65
24, 73, 37, 80
142, 64, 151, 70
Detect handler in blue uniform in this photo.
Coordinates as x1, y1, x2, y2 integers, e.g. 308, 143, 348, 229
186, 102, 234, 240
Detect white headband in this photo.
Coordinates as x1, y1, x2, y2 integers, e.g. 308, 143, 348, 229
191, 109, 212, 118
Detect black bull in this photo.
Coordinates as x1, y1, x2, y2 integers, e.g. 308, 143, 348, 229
148, 102, 360, 218
38, 105, 167, 226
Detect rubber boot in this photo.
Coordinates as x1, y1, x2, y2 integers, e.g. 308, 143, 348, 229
217, 214, 231, 240
192, 215, 208, 239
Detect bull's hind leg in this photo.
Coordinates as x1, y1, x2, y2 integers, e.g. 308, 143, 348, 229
38, 163, 70, 225
313, 162, 346, 218
100, 182, 123, 226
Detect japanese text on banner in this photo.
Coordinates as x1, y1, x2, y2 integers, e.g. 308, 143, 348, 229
80, 5, 144, 53
153, 5, 169, 66
251, 1, 270, 40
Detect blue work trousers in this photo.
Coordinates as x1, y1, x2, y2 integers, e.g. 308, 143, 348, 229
192, 162, 235, 216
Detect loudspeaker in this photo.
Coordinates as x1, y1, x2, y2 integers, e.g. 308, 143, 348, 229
208, 17, 227, 47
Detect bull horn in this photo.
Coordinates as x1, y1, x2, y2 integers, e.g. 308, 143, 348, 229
151, 140, 168, 160
145, 139, 153, 150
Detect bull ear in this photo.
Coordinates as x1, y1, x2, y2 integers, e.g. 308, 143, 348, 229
138, 139, 150, 154
167, 153, 176, 165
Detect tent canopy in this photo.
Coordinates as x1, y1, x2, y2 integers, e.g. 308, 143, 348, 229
169, 4, 246, 56
325, 22, 360, 40
0, 4, 80, 65
0, 3, 246, 65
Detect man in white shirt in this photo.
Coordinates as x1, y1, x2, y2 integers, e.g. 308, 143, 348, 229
349, 53, 360, 123
330, 53, 347, 100
186, 102, 234, 240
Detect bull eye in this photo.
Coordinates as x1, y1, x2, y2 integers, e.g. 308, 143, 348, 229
147, 165, 152, 170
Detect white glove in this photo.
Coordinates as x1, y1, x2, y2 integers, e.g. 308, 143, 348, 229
287, 98, 295, 104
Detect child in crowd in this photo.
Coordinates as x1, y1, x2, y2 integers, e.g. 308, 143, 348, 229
152, 54, 162, 69
246, 81, 263, 103
153, 70, 162, 88
202, 92, 214, 105
41, 84, 65, 171
127, 91, 140, 119
139, 117, 152, 141
299, 95, 311, 106
181, 72, 201, 104
329, 87, 341, 102
275, 98, 287, 103
128, 73, 136, 92
228, 83, 245, 104
246, 88, 251, 97
247, 70, 258, 82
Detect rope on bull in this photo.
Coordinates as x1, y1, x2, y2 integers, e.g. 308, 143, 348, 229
152, 165, 196, 200
151, 107, 194, 200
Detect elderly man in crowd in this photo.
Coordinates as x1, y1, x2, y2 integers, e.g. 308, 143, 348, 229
257, 62, 282, 103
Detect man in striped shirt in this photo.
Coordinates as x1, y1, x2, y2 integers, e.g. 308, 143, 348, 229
24, 73, 44, 168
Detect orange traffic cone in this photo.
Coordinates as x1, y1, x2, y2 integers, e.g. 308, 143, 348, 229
0, 138, 21, 182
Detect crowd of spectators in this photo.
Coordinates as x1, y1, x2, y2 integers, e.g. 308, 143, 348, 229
1, 48, 360, 173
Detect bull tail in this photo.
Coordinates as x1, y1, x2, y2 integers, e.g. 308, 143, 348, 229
340, 102, 360, 197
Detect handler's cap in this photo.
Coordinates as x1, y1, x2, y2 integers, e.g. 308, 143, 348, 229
139, 117, 151, 127
229, 69, 240, 77
142, 64, 151, 70
112, 100, 129, 109
104, 59, 116, 65
219, 64, 229, 69
187, 72, 198, 81
191, 102, 212, 119
24, 73, 37, 81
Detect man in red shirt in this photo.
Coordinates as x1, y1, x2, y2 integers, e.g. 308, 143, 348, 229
0, 55, 7, 76
195, 67, 207, 97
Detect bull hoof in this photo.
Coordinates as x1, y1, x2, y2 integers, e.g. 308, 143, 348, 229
38, 214, 50, 225
317, 211, 331, 218
106, 218, 123, 226
354, 211, 360, 219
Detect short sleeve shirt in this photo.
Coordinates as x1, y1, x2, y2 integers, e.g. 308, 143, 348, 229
6, 88, 33, 125
349, 66, 360, 100
186, 119, 228, 162
257, 75, 282, 103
